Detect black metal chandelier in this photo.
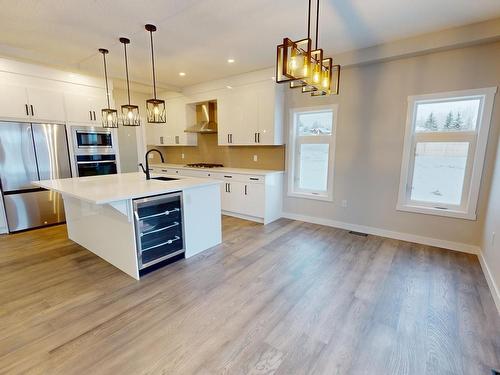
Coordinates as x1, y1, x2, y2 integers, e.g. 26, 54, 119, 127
99, 48, 119, 128
276, 0, 340, 96
119, 37, 141, 126
145, 24, 166, 123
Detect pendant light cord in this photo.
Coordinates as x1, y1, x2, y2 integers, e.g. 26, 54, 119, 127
149, 30, 157, 100
102, 52, 111, 108
123, 43, 131, 105
307, 0, 311, 40
315, 0, 319, 50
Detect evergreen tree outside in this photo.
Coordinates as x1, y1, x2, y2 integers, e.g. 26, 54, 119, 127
444, 111, 454, 130
424, 112, 438, 131
452, 112, 464, 129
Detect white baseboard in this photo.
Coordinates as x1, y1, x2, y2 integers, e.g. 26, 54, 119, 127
281, 212, 480, 255
478, 250, 500, 314
222, 211, 264, 224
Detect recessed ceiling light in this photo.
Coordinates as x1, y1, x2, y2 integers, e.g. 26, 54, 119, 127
179, 72, 186, 76
226, 85, 233, 89
227, 59, 235, 63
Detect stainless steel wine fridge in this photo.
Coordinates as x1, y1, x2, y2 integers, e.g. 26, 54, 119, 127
133, 192, 185, 271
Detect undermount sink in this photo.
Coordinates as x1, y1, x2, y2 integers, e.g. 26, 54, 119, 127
151, 176, 179, 181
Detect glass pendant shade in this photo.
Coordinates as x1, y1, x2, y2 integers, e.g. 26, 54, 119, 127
146, 99, 166, 123
121, 104, 141, 126
98, 48, 119, 128
276, 38, 311, 83
310, 62, 340, 96
102, 108, 118, 128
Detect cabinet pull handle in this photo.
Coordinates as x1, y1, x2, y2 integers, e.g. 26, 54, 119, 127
30, 105, 34, 117
25, 104, 29, 116
175, 135, 179, 144
89, 111, 92, 120
257, 132, 260, 143
228, 182, 231, 193
160, 136, 164, 144
94, 111, 97, 121
254, 133, 257, 143
249, 177, 259, 181
244, 185, 247, 195
227, 134, 230, 143
230, 134, 233, 143
224, 175, 232, 178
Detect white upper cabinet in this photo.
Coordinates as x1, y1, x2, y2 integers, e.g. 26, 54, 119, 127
64, 92, 105, 125
0, 84, 30, 120
0, 84, 66, 122
145, 96, 197, 146
26, 87, 66, 122
217, 81, 283, 146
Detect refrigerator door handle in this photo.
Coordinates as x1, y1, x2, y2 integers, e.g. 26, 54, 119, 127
25, 104, 29, 116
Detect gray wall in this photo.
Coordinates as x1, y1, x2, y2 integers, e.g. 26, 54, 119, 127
481, 131, 500, 306
283, 41, 500, 247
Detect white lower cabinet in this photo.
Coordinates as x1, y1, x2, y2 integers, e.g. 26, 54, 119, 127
153, 166, 283, 224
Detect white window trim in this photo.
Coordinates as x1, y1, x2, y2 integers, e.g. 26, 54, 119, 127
397, 87, 497, 220
287, 105, 338, 202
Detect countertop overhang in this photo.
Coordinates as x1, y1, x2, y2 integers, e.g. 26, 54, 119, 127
34, 172, 222, 205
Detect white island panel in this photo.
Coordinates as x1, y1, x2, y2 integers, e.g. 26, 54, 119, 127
64, 195, 139, 279
183, 183, 222, 258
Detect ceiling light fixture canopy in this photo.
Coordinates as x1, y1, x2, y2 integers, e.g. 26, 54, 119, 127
99, 48, 119, 128
276, 0, 340, 96
119, 37, 141, 127
145, 24, 166, 123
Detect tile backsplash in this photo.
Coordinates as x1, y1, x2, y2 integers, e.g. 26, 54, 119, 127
148, 134, 285, 170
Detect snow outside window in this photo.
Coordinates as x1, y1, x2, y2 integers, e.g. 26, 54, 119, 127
288, 106, 337, 201
397, 87, 497, 220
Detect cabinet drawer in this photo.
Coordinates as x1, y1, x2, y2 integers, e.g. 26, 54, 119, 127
212, 173, 265, 183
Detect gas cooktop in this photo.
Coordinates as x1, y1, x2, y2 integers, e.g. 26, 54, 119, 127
185, 163, 224, 168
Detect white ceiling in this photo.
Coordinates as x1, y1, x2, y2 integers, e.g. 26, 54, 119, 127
0, 0, 499, 89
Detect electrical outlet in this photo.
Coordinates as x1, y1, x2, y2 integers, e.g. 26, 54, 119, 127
253, 155, 258, 162
341, 200, 348, 208
181, 153, 185, 159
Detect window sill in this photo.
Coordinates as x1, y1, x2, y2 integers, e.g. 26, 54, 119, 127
396, 203, 477, 220
287, 191, 333, 202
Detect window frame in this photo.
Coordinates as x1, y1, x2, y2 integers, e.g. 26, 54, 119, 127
287, 105, 338, 201
397, 87, 497, 220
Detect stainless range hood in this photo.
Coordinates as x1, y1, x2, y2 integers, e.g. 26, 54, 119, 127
184, 101, 217, 134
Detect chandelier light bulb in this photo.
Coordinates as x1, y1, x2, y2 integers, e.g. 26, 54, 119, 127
154, 105, 160, 115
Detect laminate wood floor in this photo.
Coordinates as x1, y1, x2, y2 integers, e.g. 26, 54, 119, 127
0, 216, 499, 375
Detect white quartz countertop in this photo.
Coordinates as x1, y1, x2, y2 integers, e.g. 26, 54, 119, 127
150, 163, 284, 176
34, 172, 221, 205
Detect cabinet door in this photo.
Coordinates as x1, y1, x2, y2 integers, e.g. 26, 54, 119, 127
0, 84, 29, 120
256, 85, 277, 145
27, 88, 66, 122
65, 93, 103, 124
231, 86, 258, 145
240, 183, 266, 218
217, 94, 233, 145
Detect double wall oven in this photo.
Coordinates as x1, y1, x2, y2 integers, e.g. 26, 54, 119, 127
72, 126, 118, 177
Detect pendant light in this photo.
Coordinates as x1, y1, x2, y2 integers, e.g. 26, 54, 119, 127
99, 48, 119, 128
119, 37, 141, 126
145, 24, 166, 123
276, 0, 340, 96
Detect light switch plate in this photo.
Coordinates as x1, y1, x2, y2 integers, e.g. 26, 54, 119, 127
253, 155, 258, 162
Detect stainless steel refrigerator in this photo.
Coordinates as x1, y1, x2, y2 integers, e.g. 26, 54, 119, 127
0, 122, 71, 232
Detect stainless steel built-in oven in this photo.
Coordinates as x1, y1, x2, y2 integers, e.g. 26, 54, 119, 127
133, 192, 185, 271
76, 154, 117, 177
72, 126, 114, 154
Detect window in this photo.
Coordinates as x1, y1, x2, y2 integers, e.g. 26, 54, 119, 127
397, 87, 497, 219
288, 106, 337, 201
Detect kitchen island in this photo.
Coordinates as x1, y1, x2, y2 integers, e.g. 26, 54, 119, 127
35, 172, 222, 279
